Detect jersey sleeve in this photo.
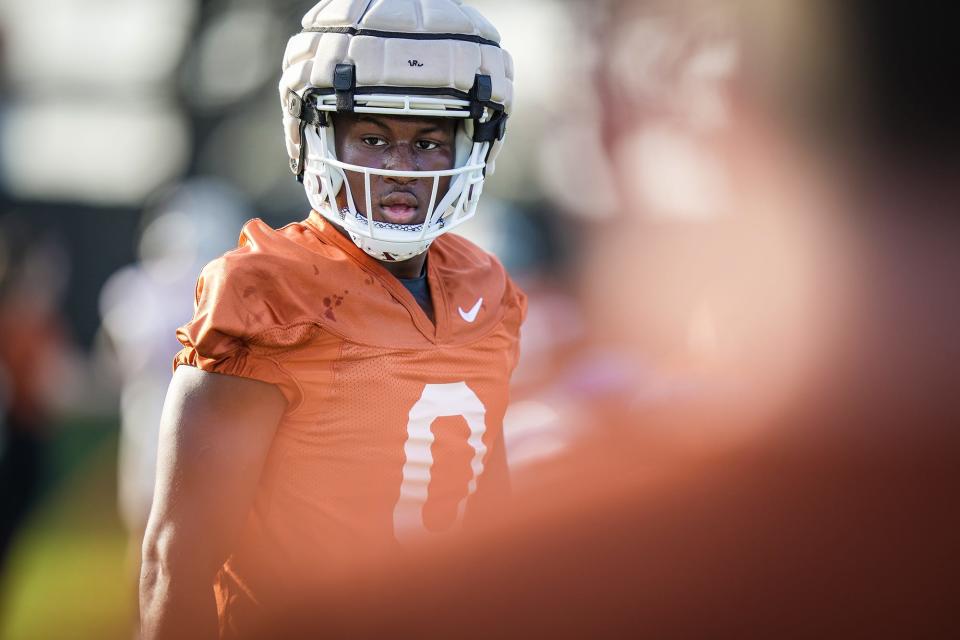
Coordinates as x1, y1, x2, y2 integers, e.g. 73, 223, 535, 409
173, 255, 302, 411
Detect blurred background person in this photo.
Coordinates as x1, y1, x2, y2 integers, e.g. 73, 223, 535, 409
0, 217, 72, 611
97, 178, 247, 599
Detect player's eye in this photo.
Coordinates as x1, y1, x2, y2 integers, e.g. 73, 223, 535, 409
415, 140, 441, 151
361, 136, 388, 147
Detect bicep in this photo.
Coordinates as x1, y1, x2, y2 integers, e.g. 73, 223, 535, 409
145, 366, 287, 574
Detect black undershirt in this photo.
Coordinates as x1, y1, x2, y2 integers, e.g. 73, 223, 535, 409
398, 271, 434, 323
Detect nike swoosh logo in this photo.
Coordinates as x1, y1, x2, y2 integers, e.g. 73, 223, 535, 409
458, 297, 483, 323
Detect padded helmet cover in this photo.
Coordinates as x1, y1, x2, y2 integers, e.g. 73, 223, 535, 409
280, 0, 514, 176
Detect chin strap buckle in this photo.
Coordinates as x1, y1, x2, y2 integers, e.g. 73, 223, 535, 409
468, 74, 506, 142
469, 73, 492, 120
472, 110, 508, 143
334, 64, 356, 112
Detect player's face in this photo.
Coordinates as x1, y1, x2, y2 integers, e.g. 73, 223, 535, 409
333, 113, 456, 227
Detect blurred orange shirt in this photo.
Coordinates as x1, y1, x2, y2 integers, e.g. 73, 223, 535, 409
174, 212, 525, 636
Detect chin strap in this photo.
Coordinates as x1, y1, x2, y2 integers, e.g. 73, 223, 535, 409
286, 90, 329, 180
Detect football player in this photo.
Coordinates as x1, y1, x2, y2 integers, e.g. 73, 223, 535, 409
139, 1, 523, 638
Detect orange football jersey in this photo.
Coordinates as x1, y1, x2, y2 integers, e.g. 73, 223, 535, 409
174, 212, 525, 635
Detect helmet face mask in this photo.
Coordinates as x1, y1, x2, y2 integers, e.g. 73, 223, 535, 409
301, 91, 494, 262
280, 0, 513, 261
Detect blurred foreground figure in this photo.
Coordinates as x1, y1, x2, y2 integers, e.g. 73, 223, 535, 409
139, 2, 524, 639
268, 1, 960, 637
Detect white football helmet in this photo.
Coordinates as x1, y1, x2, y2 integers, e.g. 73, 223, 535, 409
280, 0, 514, 261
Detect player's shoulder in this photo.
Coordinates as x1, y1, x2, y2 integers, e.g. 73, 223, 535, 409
198, 219, 305, 316
193, 217, 368, 346
431, 232, 508, 285
432, 233, 526, 337
201, 217, 321, 277
201, 216, 366, 285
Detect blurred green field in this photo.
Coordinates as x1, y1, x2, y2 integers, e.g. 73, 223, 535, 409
1, 419, 134, 640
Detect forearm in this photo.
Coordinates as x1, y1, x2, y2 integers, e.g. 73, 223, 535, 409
139, 541, 220, 640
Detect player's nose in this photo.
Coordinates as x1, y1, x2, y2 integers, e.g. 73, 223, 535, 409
383, 144, 419, 184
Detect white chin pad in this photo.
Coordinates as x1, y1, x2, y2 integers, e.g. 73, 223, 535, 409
350, 230, 432, 262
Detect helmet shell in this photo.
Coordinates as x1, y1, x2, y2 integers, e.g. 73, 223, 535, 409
280, 0, 514, 177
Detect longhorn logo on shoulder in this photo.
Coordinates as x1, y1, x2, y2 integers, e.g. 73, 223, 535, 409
408, 60, 424, 67
458, 298, 483, 323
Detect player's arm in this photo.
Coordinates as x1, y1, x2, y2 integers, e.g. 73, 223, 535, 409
139, 366, 286, 640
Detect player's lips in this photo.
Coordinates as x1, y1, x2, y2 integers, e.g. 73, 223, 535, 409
379, 191, 422, 225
